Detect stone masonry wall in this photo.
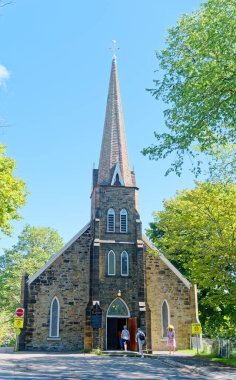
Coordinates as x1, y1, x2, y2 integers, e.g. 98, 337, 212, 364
145, 247, 196, 350
91, 186, 141, 241
90, 185, 145, 349
25, 226, 91, 351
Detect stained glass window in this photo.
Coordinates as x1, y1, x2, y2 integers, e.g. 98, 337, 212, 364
162, 300, 169, 338
49, 296, 60, 337
107, 298, 130, 316
121, 251, 129, 276
108, 250, 116, 275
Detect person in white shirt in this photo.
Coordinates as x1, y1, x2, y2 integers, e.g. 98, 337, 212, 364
121, 325, 130, 351
136, 327, 145, 358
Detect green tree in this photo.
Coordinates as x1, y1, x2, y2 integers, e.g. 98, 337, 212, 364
142, 0, 236, 178
147, 182, 236, 337
0, 224, 64, 344
0, 311, 15, 346
0, 144, 27, 237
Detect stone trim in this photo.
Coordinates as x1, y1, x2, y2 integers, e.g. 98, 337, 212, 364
28, 222, 90, 284
98, 240, 135, 244
47, 337, 61, 341
142, 234, 191, 289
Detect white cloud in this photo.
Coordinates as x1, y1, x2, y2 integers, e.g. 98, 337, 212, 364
0, 64, 10, 86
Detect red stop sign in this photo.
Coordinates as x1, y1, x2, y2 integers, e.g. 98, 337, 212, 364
15, 308, 24, 317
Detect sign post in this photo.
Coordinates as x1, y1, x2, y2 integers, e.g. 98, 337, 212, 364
15, 308, 24, 318
14, 318, 24, 329
15, 328, 21, 336
14, 308, 25, 342
191, 323, 202, 353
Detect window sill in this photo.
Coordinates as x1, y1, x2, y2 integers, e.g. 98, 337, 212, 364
47, 337, 61, 341
160, 338, 168, 341
106, 274, 131, 278
106, 232, 130, 235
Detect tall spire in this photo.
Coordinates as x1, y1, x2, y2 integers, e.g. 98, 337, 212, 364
97, 56, 134, 187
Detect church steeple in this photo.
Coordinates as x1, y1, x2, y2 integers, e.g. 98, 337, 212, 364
97, 56, 135, 187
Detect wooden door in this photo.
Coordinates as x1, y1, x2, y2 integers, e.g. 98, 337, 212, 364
107, 318, 118, 349
128, 317, 137, 351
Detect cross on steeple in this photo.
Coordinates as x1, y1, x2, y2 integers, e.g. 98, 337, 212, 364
110, 39, 119, 58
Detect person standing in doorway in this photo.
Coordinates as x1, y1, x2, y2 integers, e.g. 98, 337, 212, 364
167, 325, 176, 354
136, 327, 145, 358
121, 325, 130, 351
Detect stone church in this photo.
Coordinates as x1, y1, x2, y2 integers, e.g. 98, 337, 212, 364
20, 56, 199, 352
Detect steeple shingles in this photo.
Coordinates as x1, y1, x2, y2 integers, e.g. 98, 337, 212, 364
97, 57, 134, 187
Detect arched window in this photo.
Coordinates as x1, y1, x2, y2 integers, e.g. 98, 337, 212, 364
120, 209, 128, 233
108, 250, 116, 275
107, 298, 130, 317
121, 251, 129, 276
107, 208, 115, 232
161, 300, 169, 338
49, 296, 60, 337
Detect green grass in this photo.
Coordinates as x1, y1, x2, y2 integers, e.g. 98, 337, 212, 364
211, 357, 236, 366
79, 348, 91, 354
91, 348, 103, 355
176, 349, 199, 355
79, 348, 103, 355
176, 349, 236, 367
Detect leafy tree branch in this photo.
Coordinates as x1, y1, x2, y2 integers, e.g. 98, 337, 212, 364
143, 0, 236, 179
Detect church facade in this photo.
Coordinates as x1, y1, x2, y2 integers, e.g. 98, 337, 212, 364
20, 56, 199, 352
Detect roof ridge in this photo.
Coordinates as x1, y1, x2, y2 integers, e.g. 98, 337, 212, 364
142, 234, 191, 289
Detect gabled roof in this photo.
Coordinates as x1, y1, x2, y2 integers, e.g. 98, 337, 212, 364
142, 234, 191, 289
97, 56, 134, 187
28, 223, 90, 285
111, 161, 124, 186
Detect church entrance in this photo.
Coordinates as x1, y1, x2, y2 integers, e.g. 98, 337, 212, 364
106, 298, 137, 351
107, 317, 126, 350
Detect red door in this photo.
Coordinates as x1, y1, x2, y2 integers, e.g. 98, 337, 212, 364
128, 317, 137, 351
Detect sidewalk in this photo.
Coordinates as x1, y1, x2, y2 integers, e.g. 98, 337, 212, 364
155, 351, 236, 379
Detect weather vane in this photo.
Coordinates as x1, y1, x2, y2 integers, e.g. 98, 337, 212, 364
110, 40, 120, 57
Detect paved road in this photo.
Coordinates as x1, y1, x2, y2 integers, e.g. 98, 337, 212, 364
0, 352, 235, 380
158, 354, 236, 380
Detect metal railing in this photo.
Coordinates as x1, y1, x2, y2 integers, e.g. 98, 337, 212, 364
218, 339, 236, 359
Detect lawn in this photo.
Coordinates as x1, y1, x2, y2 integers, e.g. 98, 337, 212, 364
177, 349, 236, 367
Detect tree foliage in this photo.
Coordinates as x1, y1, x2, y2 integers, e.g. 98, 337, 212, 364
142, 0, 236, 177
147, 182, 236, 337
0, 144, 27, 237
0, 224, 64, 344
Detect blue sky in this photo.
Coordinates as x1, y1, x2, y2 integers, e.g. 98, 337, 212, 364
0, 0, 203, 252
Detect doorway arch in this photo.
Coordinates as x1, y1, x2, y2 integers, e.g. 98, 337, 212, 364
106, 298, 130, 350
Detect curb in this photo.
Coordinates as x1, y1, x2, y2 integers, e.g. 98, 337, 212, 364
0, 347, 14, 353
157, 357, 210, 377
